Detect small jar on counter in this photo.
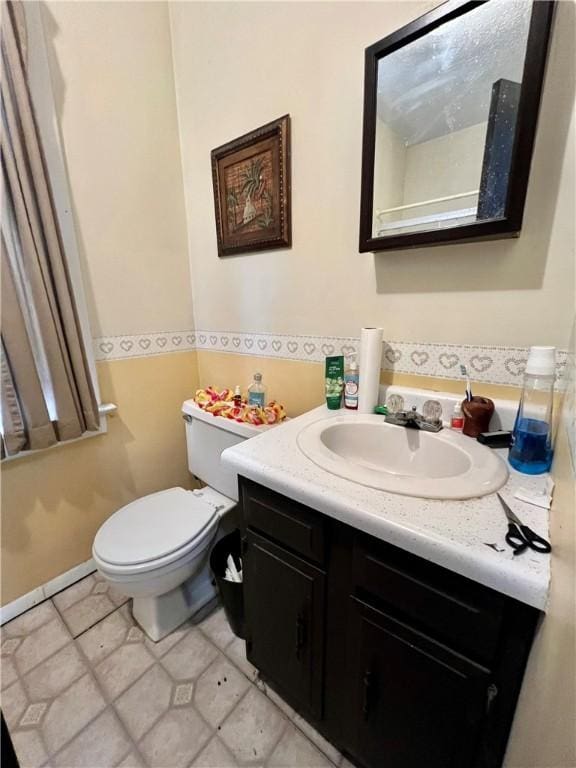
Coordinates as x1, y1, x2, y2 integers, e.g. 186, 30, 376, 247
451, 403, 464, 431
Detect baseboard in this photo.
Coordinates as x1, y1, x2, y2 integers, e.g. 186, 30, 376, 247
0, 558, 96, 625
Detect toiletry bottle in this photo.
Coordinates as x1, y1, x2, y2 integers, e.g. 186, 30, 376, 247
233, 385, 242, 408
509, 346, 555, 474
344, 357, 359, 410
451, 403, 464, 431
325, 356, 344, 410
247, 373, 266, 408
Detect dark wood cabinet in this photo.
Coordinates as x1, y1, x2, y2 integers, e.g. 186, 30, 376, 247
346, 596, 490, 768
239, 477, 539, 768
243, 529, 325, 718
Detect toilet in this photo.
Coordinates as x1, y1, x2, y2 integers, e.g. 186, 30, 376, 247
92, 399, 264, 641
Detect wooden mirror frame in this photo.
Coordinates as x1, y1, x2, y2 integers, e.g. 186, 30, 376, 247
359, 0, 556, 253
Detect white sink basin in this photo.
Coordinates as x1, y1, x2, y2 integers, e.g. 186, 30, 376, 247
297, 414, 508, 500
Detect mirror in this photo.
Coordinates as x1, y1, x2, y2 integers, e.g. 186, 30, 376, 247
359, 0, 555, 252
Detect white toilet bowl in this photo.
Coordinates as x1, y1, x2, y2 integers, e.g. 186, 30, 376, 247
93, 399, 265, 642
93, 487, 235, 641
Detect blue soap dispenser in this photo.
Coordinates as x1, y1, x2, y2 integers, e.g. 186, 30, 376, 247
509, 346, 556, 474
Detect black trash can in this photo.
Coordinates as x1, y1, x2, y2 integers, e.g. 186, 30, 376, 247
210, 529, 245, 639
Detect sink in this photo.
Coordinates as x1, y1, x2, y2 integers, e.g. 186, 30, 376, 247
297, 414, 508, 500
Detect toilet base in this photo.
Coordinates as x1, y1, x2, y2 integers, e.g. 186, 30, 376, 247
131, 561, 217, 642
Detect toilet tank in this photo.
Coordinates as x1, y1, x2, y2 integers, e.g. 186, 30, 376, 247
182, 399, 266, 501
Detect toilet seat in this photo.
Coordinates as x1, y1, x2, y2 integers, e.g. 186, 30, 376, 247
93, 488, 219, 577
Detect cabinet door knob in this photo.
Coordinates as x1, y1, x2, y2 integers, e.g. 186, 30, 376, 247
295, 611, 306, 660
486, 683, 498, 714
362, 670, 374, 721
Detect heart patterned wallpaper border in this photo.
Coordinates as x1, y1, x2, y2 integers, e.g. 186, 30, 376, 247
93, 329, 568, 389
94, 330, 196, 360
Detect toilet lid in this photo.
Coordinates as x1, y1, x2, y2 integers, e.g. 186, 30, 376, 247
93, 488, 218, 566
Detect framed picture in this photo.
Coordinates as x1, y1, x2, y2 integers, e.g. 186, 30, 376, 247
211, 115, 291, 257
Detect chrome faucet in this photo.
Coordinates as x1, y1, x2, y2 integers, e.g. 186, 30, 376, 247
385, 404, 443, 433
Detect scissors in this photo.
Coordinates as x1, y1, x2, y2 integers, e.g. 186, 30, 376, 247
497, 493, 552, 556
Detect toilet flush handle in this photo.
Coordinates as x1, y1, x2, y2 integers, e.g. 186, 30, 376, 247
182, 414, 193, 423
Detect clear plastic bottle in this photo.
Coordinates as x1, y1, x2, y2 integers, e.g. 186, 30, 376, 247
344, 357, 359, 410
509, 346, 556, 475
451, 403, 464, 431
247, 373, 266, 408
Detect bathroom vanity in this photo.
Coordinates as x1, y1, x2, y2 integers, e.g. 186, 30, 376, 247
222, 405, 550, 768
239, 478, 538, 768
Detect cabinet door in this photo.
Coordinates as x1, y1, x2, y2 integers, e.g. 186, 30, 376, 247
347, 597, 490, 768
244, 529, 325, 718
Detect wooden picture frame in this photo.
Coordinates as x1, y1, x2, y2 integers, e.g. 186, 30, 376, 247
211, 115, 291, 257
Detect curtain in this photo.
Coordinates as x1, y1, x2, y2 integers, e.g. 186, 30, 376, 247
0, 0, 99, 457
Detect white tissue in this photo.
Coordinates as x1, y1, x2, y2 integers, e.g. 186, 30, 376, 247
224, 554, 243, 583
514, 477, 555, 510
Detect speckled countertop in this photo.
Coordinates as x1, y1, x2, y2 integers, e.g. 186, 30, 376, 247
221, 405, 551, 611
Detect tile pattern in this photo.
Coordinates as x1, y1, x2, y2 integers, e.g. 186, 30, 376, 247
52, 572, 129, 637
93, 328, 568, 388
2, 575, 351, 768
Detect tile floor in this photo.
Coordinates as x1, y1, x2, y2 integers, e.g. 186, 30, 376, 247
1, 573, 352, 768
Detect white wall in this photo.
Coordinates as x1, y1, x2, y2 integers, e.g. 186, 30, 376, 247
170, 0, 574, 349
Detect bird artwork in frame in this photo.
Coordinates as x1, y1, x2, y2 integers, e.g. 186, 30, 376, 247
211, 115, 291, 257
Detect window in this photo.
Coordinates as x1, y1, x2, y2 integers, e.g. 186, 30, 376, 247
1, 2, 103, 458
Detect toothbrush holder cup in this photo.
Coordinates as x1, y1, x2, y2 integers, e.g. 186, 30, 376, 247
462, 396, 495, 438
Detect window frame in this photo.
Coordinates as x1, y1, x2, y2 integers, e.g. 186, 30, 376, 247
1, 3, 110, 461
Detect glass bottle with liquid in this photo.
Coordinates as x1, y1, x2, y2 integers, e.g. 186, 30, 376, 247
509, 347, 555, 474
247, 373, 266, 408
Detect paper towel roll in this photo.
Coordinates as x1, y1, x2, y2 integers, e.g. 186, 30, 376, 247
358, 327, 383, 414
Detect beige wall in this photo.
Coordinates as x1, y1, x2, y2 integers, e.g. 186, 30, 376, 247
170, 1, 574, 349
195, 350, 523, 417
373, 117, 406, 231
403, 122, 487, 215
375, 121, 487, 233
1, 2, 197, 605
1, 353, 199, 605
42, 1, 194, 337
173, 6, 576, 766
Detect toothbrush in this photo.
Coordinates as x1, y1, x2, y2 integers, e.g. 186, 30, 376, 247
460, 364, 472, 402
